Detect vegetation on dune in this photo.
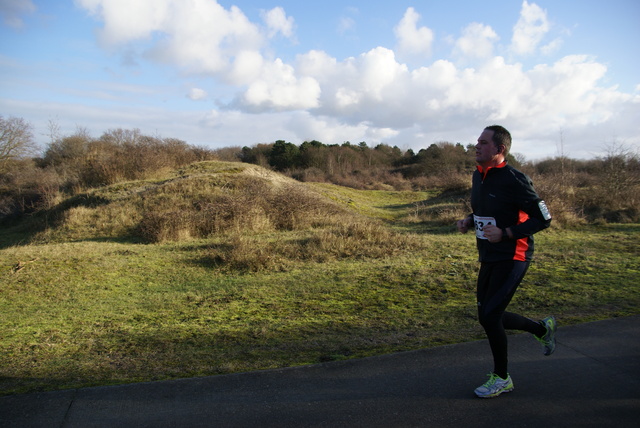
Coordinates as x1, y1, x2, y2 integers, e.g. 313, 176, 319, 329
1, 119, 638, 227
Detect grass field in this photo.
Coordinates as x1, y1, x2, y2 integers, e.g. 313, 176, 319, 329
1, 163, 638, 396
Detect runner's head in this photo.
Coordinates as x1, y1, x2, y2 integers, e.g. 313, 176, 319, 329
484, 125, 512, 157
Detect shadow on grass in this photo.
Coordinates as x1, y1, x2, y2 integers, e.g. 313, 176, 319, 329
380, 188, 470, 236
0, 311, 476, 396
0, 193, 140, 249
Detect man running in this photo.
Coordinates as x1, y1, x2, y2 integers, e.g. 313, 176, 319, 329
456, 125, 557, 398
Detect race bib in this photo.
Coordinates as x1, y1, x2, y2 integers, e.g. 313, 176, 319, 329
474, 215, 496, 240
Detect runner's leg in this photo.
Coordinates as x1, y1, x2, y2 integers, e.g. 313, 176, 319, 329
477, 260, 530, 378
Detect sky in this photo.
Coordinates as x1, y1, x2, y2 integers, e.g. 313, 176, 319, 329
1, 0, 639, 161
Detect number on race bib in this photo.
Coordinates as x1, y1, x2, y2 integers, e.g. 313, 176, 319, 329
473, 215, 496, 240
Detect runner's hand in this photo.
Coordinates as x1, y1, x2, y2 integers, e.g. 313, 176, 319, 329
483, 224, 503, 243
457, 217, 471, 234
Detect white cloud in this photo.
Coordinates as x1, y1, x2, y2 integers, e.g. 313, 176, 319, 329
76, 0, 172, 45
394, 7, 434, 58
240, 59, 321, 110
525, 55, 619, 124
540, 37, 563, 55
296, 50, 339, 81
285, 112, 368, 143
454, 23, 499, 59
281, 111, 399, 147
511, 0, 550, 55
294, 47, 413, 126
76, 0, 264, 75
356, 47, 408, 101
188, 88, 207, 101
337, 16, 355, 35
0, 0, 36, 28
292, 47, 636, 158
228, 50, 264, 85
261, 7, 295, 39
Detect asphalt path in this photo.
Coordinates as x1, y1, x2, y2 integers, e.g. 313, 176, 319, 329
1, 316, 638, 427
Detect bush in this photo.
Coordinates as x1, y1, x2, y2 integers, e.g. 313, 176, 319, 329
207, 219, 425, 272
40, 128, 217, 190
0, 160, 64, 220
532, 172, 586, 226
531, 147, 640, 225
136, 175, 348, 243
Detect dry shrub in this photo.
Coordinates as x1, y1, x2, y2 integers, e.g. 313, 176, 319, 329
42, 129, 216, 189
577, 185, 640, 223
326, 170, 413, 191
307, 219, 421, 259
211, 146, 242, 162
530, 173, 640, 226
382, 172, 414, 191
530, 147, 640, 225
208, 220, 424, 272
195, 196, 271, 236
0, 162, 64, 220
265, 184, 344, 229
291, 167, 327, 183
412, 201, 469, 226
136, 176, 349, 243
529, 171, 640, 225
408, 172, 471, 192
208, 235, 288, 272
136, 210, 196, 242
532, 173, 586, 227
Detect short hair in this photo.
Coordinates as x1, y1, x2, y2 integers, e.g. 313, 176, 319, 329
485, 125, 512, 156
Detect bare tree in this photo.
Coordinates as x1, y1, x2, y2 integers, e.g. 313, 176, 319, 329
600, 141, 639, 197
46, 117, 61, 145
0, 116, 37, 171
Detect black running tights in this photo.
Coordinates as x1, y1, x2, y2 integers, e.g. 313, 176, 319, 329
476, 260, 546, 379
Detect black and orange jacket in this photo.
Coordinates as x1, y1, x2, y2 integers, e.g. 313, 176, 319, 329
471, 161, 552, 262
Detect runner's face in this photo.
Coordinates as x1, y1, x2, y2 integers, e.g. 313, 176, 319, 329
475, 129, 502, 167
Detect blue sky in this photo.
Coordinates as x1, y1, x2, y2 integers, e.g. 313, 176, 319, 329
1, 0, 638, 160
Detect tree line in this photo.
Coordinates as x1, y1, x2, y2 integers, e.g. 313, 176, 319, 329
1, 115, 638, 224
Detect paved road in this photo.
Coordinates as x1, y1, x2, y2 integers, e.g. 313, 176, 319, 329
1, 316, 638, 427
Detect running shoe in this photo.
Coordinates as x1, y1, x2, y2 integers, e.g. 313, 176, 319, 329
535, 316, 557, 356
474, 373, 514, 398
